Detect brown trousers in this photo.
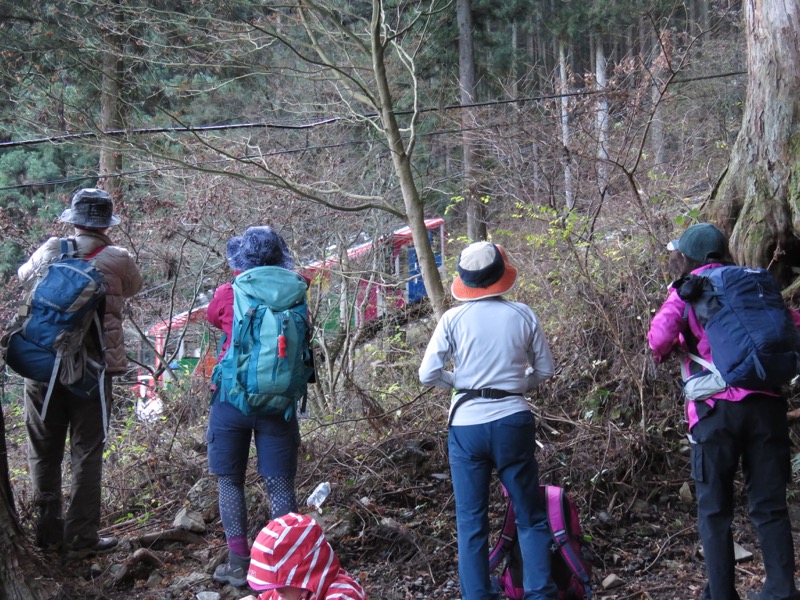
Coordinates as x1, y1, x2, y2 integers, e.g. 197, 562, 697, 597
24, 376, 112, 549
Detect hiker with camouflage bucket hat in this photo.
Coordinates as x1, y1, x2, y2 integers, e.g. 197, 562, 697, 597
17, 188, 142, 558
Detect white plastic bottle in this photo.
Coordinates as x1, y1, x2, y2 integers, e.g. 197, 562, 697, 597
306, 482, 332, 511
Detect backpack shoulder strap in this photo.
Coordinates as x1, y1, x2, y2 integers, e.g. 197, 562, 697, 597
545, 485, 593, 598
686, 353, 721, 375
489, 485, 517, 571
60, 237, 78, 259
545, 485, 567, 538
59, 237, 107, 261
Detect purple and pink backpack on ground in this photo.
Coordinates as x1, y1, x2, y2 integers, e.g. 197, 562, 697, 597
489, 484, 594, 599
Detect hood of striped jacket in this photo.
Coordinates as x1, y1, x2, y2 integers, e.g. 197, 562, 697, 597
247, 512, 366, 599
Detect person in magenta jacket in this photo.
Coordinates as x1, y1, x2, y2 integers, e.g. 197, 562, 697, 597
207, 236, 242, 361
648, 223, 800, 600
206, 227, 303, 588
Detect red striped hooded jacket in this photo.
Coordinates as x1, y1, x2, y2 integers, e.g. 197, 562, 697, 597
248, 512, 367, 600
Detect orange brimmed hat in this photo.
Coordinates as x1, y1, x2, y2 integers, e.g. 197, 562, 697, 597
451, 241, 517, 301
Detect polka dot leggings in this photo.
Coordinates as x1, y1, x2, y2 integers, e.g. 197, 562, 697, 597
217, 474, 298, 541
265, 476, 298, 518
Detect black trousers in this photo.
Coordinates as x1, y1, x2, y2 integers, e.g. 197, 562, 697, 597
690, 395, 800, 600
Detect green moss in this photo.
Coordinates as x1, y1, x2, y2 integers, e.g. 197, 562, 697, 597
789, 137, 800, 220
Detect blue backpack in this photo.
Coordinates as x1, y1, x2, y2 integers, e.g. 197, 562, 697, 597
675, 265, 800, 389
3, 239, 107, 421
212, 266, 314, 420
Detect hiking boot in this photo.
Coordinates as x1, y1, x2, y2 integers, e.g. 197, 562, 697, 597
64, 536, 119, 560
34, 495, 64, 551
34, 516, 64, 551
91, 537, 119, 552
213, 551, 250, 587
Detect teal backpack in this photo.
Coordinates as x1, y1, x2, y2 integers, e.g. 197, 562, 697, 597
212, 266, 314, 420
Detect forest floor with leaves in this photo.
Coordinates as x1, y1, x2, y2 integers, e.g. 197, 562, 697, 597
5, 388, 800, 600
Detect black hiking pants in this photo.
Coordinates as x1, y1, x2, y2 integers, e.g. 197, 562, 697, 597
690, 394, 800, 600
25, 376, 112, 550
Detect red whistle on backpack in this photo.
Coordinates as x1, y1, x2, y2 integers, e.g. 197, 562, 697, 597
278, 334, 287, 358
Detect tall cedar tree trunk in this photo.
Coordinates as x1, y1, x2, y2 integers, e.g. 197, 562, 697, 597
457, 0, 487, 242
595, 36, 609, 194
558, 38, 574, 210
370, 0, 447, 318
99, 4, 124, 197
708, 0, 800, 289
0, 411, 51, 599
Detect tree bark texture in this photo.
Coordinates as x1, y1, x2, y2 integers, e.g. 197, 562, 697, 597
595, 37, 609, 193
708, 0, 800, 286
457, 0, 487, 242
649, 35, 666, 169
99, 5, 125, 198
0, 425, 51, 599
558, 39, 574, 210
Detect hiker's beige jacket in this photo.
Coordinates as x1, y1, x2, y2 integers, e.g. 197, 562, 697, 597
18, 231, 143, 374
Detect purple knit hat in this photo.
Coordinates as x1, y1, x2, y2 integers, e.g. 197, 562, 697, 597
229, 226, 294, 271
226, 236, 242, 269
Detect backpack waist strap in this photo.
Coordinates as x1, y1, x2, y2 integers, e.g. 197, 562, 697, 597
449, 388, 518, 426
456, 387, 517, 399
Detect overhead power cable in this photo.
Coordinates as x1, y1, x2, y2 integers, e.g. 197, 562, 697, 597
0, 70, 745, 151
0, 116, 340, 149
0, 124, 497, 192
0, 70, 746, 192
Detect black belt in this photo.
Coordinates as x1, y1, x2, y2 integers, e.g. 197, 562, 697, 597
448, 388, 517, 426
